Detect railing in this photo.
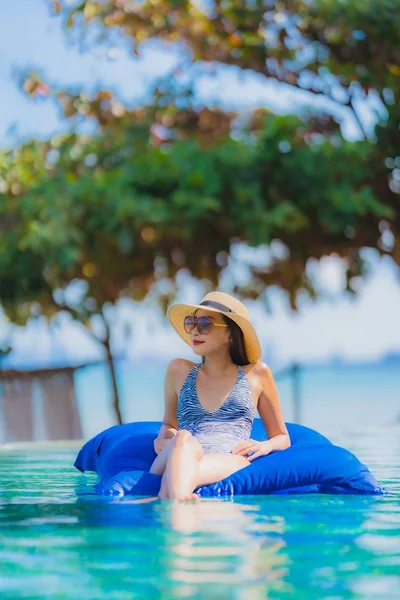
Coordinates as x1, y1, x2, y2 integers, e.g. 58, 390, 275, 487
274, 363, 302, 424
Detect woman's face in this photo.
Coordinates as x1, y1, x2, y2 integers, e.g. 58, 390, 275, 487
188, 309, 231, 357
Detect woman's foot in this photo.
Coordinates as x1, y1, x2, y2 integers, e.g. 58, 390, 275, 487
158, 472, 199, 501
168, 491, 199, 501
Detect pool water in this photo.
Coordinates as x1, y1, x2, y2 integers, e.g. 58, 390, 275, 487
0, 429, 399, 599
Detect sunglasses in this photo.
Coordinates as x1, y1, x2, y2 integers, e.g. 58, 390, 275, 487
184, 315, 228, 335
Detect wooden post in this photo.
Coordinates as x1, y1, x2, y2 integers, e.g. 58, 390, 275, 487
31, 378, 47, 441
274, 362, 302, 425
292, 364, 301, 424
0, 382, 5, 444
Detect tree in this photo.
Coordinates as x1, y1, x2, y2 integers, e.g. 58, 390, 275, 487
1, 0, 399, 423
52, 0, 400, 241
0, 101, 393, 422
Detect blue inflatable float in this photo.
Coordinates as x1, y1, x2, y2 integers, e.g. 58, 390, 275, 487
75, 419, 384, 496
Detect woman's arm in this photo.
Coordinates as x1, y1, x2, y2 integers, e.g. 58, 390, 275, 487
257, 363, 291, 452
233, 362, 290, 459
154, 359, 180, 454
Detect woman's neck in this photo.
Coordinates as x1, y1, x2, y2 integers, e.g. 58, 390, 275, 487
201, 354, 235, 376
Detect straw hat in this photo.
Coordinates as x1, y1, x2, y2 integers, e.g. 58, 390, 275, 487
167, 291, 262, 363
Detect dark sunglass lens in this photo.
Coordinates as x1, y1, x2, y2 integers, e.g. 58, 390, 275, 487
184, 316, 196, 333
197, 316, 212, 334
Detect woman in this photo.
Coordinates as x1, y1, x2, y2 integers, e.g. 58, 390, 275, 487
151, 291, 290, 500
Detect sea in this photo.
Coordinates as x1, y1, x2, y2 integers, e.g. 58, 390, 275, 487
74, 358, 400, 440
1, 358, 399, 599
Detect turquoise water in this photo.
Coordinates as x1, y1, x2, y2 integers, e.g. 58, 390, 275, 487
1, 361, 399, 597
1, 429, 399, 599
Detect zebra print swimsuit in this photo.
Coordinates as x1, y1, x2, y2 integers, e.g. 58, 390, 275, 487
177, 364, 255, 454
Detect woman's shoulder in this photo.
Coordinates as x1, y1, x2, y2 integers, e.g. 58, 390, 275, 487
166, 358, 197, 395
166, 358, 197, 379
243, 360, 272, 376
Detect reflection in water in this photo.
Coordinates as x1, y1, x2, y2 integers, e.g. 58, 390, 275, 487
71, 495, 289, 598
0, 431, 399, 599
164, 499, 289, 599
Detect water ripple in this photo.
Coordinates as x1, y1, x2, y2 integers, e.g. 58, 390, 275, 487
0, 436, 399, 600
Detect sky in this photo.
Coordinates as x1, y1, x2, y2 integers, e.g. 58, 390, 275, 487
1, 0, 400, 367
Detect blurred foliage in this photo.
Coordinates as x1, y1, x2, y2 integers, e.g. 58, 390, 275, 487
54, 0, 400, 128
1, 105, 395, 319
1, 1, 400, 416
0, 0, 398, 419
48, 0, 400, 268
1, 0, 399, 319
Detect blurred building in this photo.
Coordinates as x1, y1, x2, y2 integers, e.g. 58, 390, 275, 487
0, 364, 84, 444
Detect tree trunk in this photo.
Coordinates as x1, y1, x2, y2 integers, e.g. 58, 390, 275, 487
104, 337, 123, 425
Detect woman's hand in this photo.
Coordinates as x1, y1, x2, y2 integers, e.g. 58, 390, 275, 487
232, 439, 273, 461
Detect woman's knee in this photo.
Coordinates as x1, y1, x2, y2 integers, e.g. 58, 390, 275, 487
174, 430, 203, 458
175, 429, 193, 444
174, 429, 194, 451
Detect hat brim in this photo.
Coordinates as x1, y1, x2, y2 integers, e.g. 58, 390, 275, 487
167, 303, 262, 363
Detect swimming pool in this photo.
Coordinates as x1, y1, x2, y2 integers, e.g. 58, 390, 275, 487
0, 428, 399, 599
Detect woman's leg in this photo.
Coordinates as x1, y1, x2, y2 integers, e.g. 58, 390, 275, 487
150, 430, 203, 499
149, 435, 178, 476
151, 431, 251, 500
163, 430, 204, 500
196, 454, 250, 488
159, 472, 169, 499
150, 436, 180, 499
162, 433, 251, 500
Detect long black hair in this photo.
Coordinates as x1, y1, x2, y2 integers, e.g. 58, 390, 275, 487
222, 315, 250, 366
